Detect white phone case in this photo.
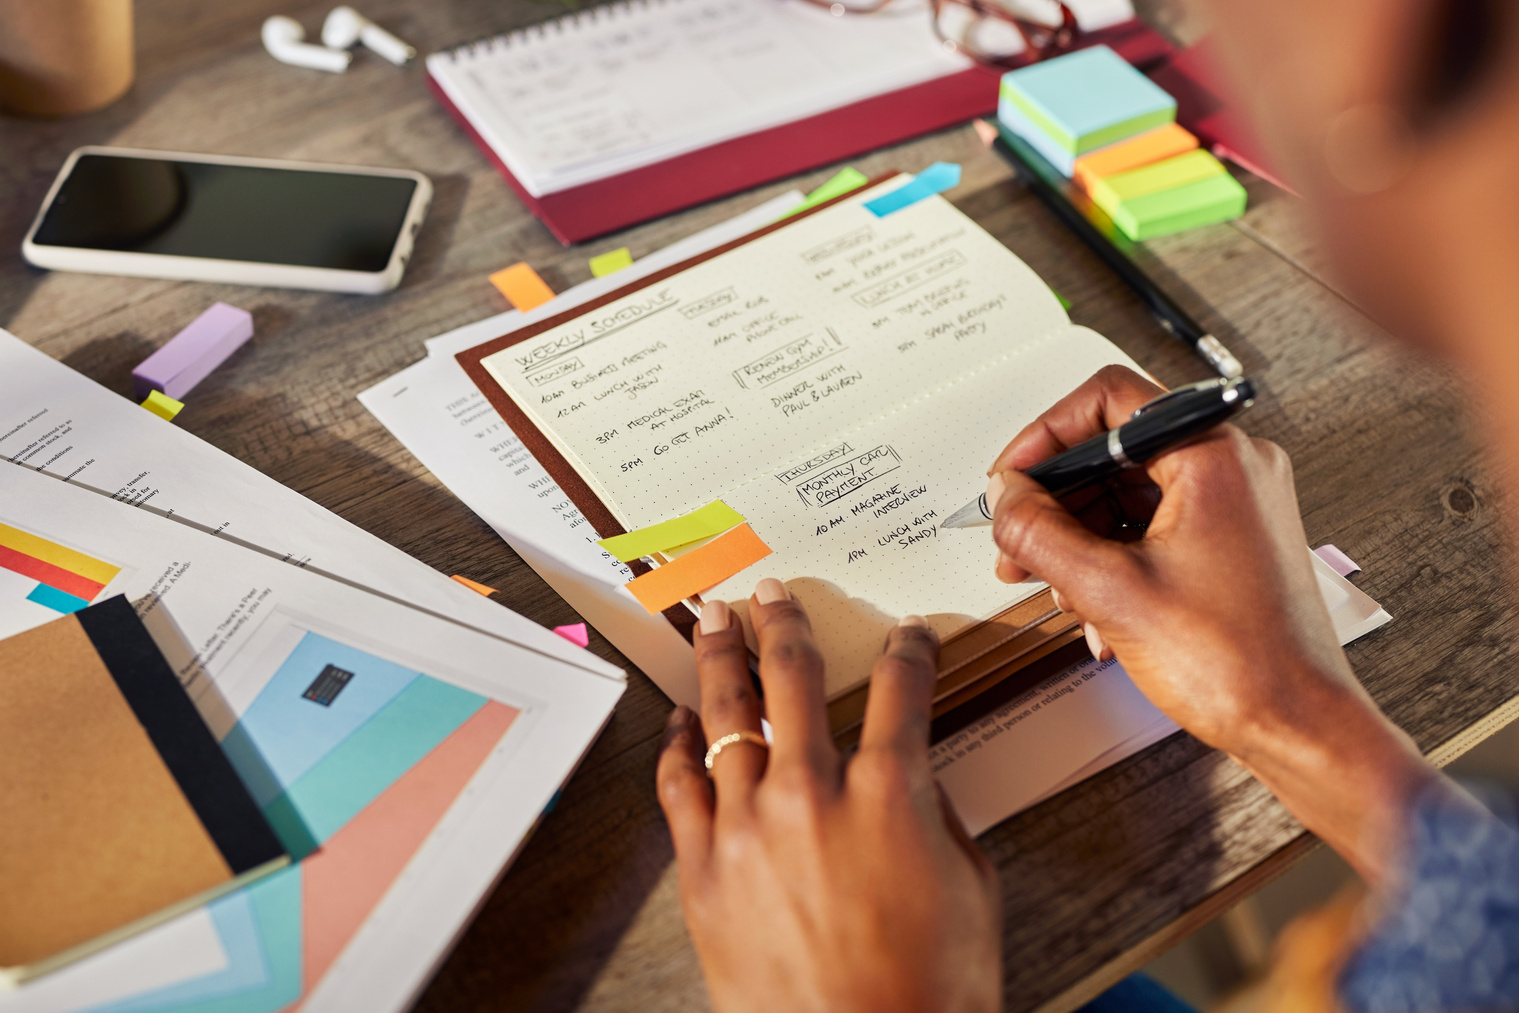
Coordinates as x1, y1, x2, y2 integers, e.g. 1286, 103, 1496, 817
21, 146, 433, 295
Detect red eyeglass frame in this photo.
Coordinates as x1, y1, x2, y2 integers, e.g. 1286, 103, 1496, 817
796, 0, 1081, 69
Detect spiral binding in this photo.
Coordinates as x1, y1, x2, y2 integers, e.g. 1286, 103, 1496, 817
440, 0, 680, 63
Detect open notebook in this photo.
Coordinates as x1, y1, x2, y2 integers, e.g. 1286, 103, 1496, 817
459, 174, 1143, 727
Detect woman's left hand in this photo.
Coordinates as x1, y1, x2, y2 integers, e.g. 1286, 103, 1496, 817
657, 579, 1003, 1013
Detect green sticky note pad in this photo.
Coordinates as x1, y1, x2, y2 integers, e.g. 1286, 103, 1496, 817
589, 248, 634, 277
1090, 149, 1226, 218
999, 44, 1176, 155
1111, 173, 1248, 241
781, 167, 870, 219
597, 501, 745, 562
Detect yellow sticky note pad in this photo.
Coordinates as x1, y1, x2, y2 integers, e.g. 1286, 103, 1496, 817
489, 262, 555, 311
625, 523, 772, 614
598, 500, 745, 562
589, 248, 634, 277
141, 390, 184, 422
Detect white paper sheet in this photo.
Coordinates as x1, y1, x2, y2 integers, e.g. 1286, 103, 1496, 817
0, 332, 619, 682
930, 552, 1392, 835
0, 910, 226, 1013
0, 466, 624, 1013
364, 190, 808, 707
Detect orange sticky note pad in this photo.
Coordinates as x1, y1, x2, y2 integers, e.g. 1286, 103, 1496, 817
1074, 123, 1198, 194
489, 262, 555, 311
625, 523, 771, 614
450, 574, 498, 597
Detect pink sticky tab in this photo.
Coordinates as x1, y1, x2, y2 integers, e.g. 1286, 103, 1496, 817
1314, 544, 1361, 578
553, 623, 589, 648
132, 302, 254, 401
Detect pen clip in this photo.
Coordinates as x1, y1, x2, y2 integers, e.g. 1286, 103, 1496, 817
1131, 378, 1231, 418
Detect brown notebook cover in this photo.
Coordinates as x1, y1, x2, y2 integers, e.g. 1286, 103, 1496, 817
0, 596, 287, 985
456, 179, 1082, 735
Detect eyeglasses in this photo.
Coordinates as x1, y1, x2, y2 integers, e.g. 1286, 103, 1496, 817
798, 0, 1081, 69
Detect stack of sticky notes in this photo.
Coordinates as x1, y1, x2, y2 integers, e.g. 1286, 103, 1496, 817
999, 45, 1247, 240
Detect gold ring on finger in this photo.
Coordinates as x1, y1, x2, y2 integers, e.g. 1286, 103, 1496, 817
704, 730, 769, 772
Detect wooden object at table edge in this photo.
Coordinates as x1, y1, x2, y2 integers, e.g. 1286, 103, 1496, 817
1029, 692, 1519, 1013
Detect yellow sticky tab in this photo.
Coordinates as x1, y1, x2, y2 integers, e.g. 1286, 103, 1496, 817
597, 501, 745, 563
589, 248, 634, 277
450, 575, 498, 597
625, 523, 771, 614
489, 262, 555, 311
141, 390, 184, 422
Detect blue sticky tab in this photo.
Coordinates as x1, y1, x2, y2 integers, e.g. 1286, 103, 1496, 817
27, 583, 90, 614
863, 163, 962, 217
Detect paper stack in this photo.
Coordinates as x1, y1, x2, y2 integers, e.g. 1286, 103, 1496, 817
998, 44, 1247, 240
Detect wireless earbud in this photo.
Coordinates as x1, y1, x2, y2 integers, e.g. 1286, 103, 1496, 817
262, 16, 352, 73
322, 7, 416, 66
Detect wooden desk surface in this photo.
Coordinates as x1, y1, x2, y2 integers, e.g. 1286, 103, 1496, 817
3, 2, 1515, 1010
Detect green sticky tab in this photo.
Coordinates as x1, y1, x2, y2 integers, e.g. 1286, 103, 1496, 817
780, 167, 870, 219
597, 500, 746, 562
1052, 289, 1072, 311
1090, 149, 1226, 218
1111, 173, 1248, 241
589, 247, 634, 277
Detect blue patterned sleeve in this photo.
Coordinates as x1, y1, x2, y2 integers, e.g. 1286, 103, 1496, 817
1338, 783, 1519, 1012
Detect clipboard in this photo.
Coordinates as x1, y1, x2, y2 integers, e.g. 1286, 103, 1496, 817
457, 176, 1084, 738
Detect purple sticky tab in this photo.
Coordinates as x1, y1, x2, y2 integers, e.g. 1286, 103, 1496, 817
132, 302, 254, 401
1313, 544, 1361, 578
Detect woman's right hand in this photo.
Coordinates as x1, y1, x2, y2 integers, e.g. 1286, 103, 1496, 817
987, 365, 1438, 884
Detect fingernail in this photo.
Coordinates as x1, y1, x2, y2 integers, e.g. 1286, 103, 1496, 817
755, 578, 788, 604
1084, 622, 1109, 661
995, 551, 1017, 584
699, 599, 730, 635
898, 614, 930, 628
1052, 588, 1072, 613
986, 471, 1008, 513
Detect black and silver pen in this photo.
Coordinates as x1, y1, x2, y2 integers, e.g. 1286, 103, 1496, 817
978, 119, 1245, 380
943, 376, 1256, 529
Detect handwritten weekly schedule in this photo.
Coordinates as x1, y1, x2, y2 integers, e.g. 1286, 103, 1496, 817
478, 179, 1141, 694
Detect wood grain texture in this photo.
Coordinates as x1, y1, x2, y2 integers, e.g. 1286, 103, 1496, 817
1, 2, 1514, 1011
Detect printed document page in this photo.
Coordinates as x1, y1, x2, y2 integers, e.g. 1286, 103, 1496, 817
0, 331, 617, 680
476, 181, 1138, 693
0, 466, 623, 1013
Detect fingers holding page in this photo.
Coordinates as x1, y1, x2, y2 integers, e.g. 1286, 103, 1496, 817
693, 599, 768, 799
657, 705, 714, 871
749, 578, 839, 778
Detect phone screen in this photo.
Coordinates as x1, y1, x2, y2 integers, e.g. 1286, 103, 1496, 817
31, 154, 419, 273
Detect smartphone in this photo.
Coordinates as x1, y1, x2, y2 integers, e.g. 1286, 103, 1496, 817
22, 147, 432, 294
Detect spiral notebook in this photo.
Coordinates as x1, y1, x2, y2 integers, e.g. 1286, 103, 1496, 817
425, 0, 1168, 243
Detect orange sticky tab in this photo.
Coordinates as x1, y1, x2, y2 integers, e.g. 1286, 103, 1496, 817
625, 523, 771, 614
489, 262, 555, 311
1074, 123, 1198, 194
450, 575, 498, 597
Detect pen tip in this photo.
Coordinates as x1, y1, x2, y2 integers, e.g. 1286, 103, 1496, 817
943, 501, 985, 529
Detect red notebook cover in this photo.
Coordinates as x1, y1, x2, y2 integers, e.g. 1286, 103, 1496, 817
428, 19, 1173, 245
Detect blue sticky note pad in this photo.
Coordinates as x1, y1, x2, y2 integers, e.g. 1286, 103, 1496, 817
864, 163, 962, 217
996, 104, 1082, 177
999, 45, 1175, 155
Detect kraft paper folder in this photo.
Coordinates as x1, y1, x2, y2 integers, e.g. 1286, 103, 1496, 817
428, 20, 1171, 244
456, 172, 1154, 739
